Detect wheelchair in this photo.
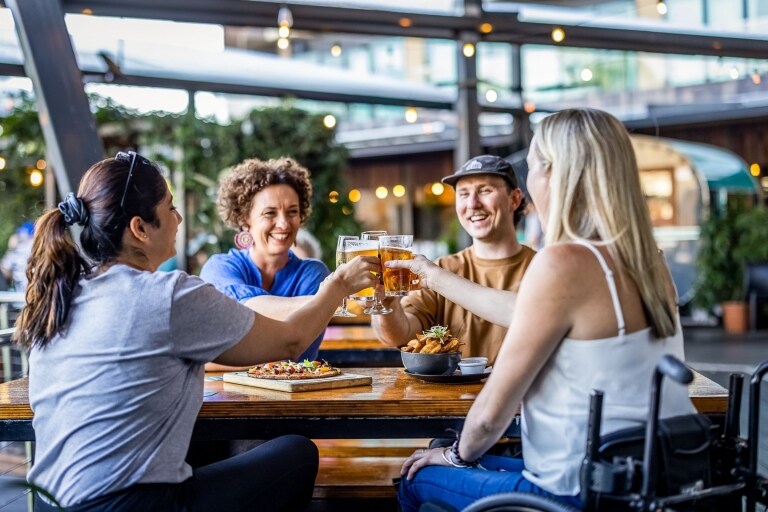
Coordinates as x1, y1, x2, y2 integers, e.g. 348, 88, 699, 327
438, 355, 768, 512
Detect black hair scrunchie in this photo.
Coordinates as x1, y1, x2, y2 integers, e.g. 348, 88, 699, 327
58, 193, 89, 227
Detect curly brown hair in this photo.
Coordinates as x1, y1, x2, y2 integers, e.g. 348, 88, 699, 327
217, 157, 313, 229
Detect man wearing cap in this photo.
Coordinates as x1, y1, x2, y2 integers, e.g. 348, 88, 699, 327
372, 155, 536, 363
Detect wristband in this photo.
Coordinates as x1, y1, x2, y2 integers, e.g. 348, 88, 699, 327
451, 437, 482, 468
441, 447, 470, 468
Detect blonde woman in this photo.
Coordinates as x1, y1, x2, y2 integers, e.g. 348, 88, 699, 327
389, 108, 694, 511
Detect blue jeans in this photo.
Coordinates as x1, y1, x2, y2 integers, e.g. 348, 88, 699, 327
397, 455, 581, 512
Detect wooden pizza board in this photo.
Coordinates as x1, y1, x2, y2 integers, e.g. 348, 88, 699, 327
222, 371, 373, 393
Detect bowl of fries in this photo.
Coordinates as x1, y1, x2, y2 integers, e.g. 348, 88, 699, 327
400, 326, 464, 375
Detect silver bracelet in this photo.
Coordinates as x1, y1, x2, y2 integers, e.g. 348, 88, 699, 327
441, 447, 470, 468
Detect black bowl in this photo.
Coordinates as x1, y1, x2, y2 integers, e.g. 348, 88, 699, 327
401, 350, 461, 376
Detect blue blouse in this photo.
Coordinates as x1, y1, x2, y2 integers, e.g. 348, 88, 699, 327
200, 248, 330, 360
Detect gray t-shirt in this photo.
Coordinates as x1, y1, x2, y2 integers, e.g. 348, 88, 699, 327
27, 265, 254, 507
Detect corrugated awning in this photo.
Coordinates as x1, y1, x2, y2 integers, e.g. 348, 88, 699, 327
667, 139, 758, 192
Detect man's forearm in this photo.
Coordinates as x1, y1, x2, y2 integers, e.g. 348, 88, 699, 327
432, 272, 517, 328
371, 302, 419, 347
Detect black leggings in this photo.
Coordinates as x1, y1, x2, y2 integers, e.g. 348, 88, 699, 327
35, 435, 319, 512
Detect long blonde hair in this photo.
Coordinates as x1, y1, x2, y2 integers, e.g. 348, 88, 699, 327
534, 108, 676, 338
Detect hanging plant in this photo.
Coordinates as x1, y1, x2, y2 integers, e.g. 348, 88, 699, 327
0, 92, 358, 271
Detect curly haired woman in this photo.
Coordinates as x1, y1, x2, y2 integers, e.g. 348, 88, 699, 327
201, 157, 329, 370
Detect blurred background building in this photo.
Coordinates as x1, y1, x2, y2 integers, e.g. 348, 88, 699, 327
1, 0, 767, 314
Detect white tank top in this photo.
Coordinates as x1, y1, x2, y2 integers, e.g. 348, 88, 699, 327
521, 241, 695, 496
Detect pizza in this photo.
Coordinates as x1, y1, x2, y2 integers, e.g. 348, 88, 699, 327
247, 359, 342, 380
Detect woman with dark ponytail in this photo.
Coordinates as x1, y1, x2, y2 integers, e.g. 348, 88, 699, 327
13, 152, 378, 512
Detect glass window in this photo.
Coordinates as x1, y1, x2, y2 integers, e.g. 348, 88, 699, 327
706, 0, 744, 28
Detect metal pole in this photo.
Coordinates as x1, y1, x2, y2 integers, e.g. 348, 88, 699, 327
455, 30, 480, 169
7, 0, 104, 198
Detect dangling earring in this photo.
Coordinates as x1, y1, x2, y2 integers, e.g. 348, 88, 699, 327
234, 229, 253, 249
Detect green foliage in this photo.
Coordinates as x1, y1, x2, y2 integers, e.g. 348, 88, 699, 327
694, 198, 768, 312
0, 92, 46, 256
0, 93, 358, 270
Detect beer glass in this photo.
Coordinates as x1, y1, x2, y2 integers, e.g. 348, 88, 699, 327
333, 235, 359, 318
379, 235, 414, 297
360, 231, 392, 315
347, 239, 379, 302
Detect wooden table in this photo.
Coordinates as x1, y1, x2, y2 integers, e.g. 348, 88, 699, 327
0, 367, 728, 442
320, 325, 401, 366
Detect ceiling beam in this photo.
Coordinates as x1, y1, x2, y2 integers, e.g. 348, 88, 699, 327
58, 0, 768, 59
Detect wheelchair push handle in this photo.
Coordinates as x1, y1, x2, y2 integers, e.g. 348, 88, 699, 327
641, 354, 693, 500
656, 354, 693, 385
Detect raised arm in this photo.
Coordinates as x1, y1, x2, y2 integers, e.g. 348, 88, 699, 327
385, 255, 518, 328
213, 255, 379, 366
401, 246, 577, 479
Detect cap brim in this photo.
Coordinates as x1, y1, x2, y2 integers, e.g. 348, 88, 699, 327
440, 170, 517, 188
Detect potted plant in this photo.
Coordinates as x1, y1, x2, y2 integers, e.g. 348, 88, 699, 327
695, 199, 768, 332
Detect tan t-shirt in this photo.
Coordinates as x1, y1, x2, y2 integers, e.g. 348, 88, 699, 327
401, 245, 536, 364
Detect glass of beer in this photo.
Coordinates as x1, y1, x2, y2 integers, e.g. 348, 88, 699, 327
346, 238, 379, 303
333, 235, 359, 318
380, 235, 414, 297
360, 231, 392, 315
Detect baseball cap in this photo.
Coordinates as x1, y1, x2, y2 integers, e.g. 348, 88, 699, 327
441, 155, 519, 188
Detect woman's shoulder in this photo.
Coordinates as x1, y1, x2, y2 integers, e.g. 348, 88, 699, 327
292, 254, 330, 275
523, 243, 608, 290
529, 243, 597, 270
201, 249, 251, 273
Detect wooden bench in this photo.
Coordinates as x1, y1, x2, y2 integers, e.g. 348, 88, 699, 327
313, 439, 427, 501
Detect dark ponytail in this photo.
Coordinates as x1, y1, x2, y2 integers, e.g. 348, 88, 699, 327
13, 209, 88, 350
12, 154, 167, 350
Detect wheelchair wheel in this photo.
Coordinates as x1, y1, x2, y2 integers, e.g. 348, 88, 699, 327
461, 492, 581, 512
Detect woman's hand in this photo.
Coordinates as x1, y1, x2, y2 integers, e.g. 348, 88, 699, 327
384, 254, 440, 290
328, 255, 380, 297
400, 447, 450, 480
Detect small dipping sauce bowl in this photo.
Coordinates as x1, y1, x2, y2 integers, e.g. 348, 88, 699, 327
458, 357, 488, 375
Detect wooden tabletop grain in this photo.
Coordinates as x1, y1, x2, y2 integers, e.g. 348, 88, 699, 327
0, 367, 728, 422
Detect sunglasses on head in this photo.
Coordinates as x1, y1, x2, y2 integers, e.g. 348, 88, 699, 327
115, 151, 152, 211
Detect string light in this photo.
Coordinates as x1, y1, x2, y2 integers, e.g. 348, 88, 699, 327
349, 189, 361, 203
329, 191, 339, 203
580, 68, 593, 82
750, 163, 761, 177
485, 89, 498, 103
0, 157, 6, 170
36, 159, 46, 170
30, 169, 44, 187
479, 23, 493, 34
323, 114, 336, 128
752, 71, 762, 85
431, 183, 444, 196
277, 6, 293, 50
551, 27, 565, 43
277, 6, 293, 28
398, 17, 412, 28
524, 101, 536, 113
393, 185, 406, 197
375, 186, 389, 199
656, 0, 668, 15
729, 67, 740, 80
404, 107, 418, 123
330, 44, 342, 57
462, 43, 475, 58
